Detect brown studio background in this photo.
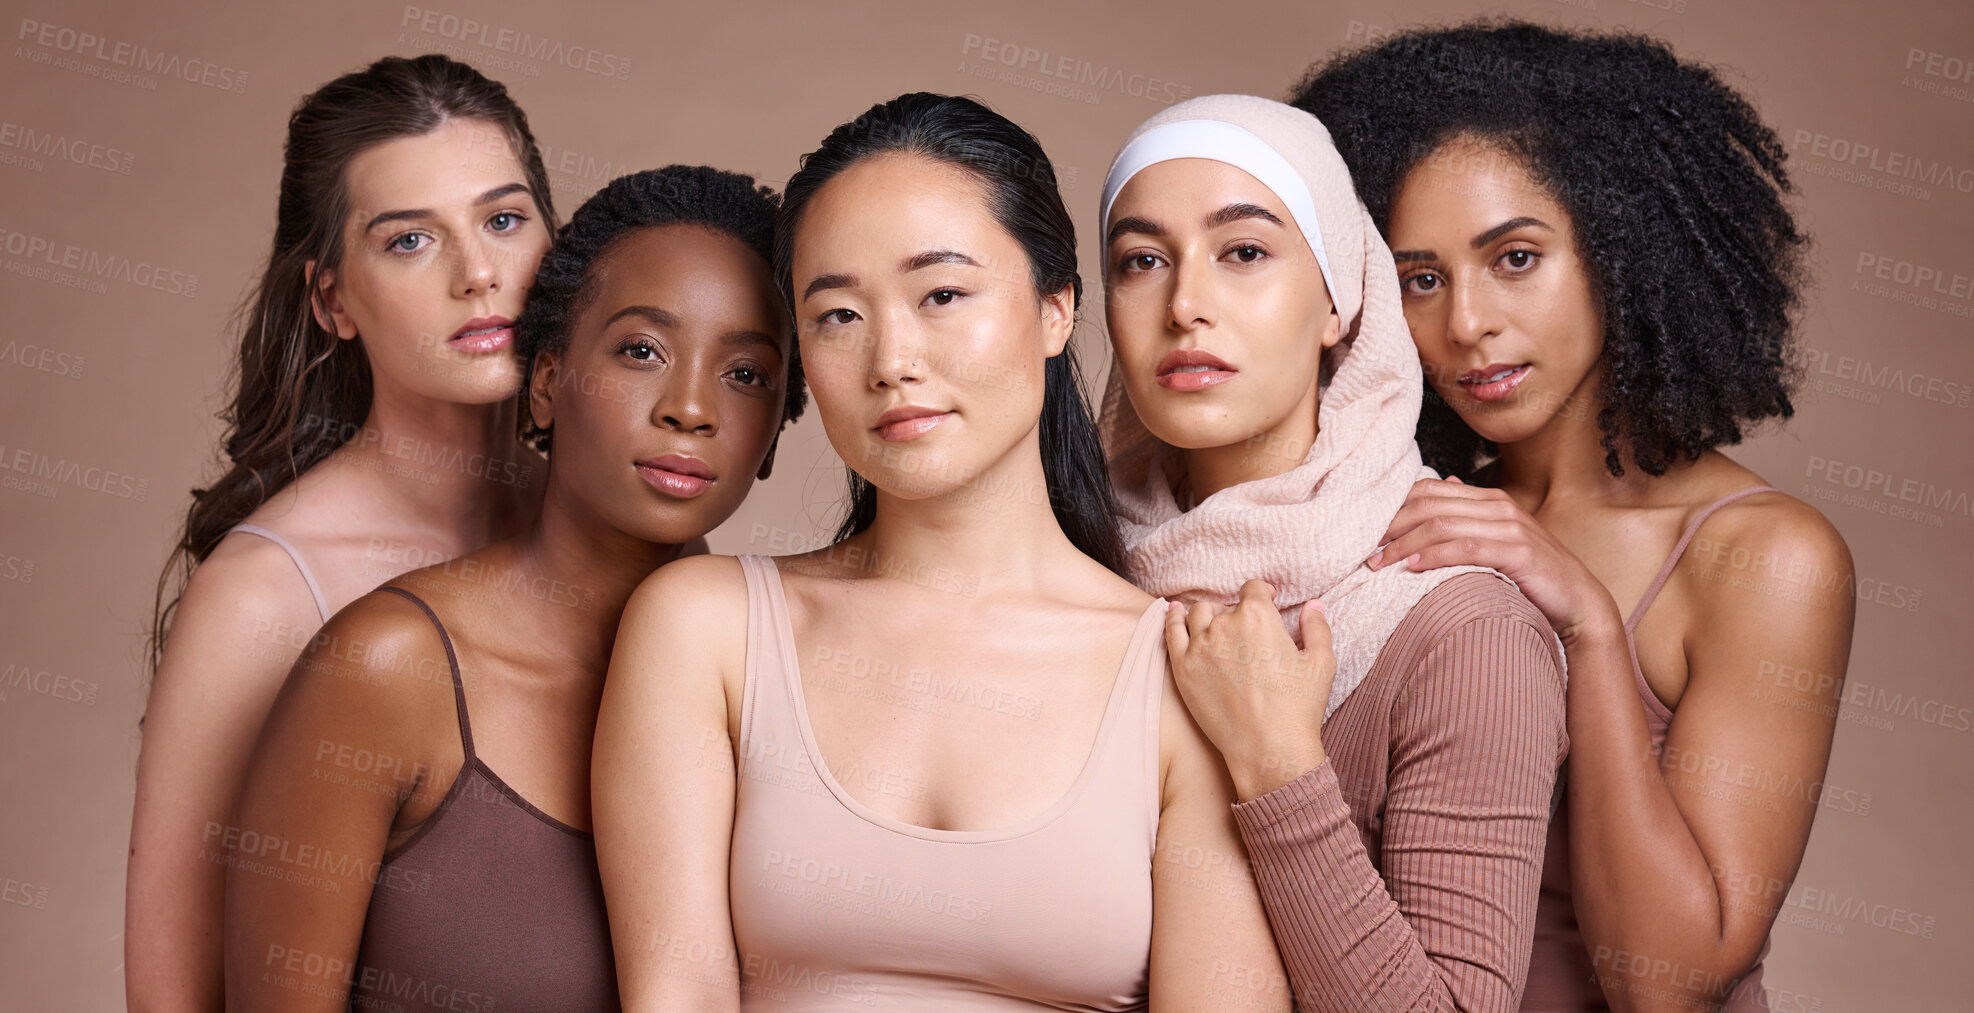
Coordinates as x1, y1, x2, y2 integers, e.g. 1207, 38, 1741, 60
1, 0, 1968, 1008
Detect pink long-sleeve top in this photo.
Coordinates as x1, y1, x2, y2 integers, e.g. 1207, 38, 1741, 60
1231, 571, 1569, 1013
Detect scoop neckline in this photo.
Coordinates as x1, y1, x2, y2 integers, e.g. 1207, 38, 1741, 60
754, 554, 1165, 844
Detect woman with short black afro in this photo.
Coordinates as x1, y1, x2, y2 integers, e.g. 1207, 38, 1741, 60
519, 163, 807, 454
1292, 20, 1855, 1013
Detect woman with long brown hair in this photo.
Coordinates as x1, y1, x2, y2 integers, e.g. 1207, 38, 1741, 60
127, 54, 556, 1011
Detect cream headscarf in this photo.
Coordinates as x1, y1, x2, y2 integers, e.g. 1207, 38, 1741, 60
1097, 94, 1560, 720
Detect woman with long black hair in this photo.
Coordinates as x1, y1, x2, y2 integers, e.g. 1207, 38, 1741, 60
592, 92, 1290, 1011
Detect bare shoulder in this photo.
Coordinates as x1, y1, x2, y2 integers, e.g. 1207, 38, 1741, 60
297, 585, 452, 688
623, 552, 750, 628
1693, 486, 1853, 578
1673, 485, 1855, 612
613, 553, 752, 688
164, 529, 324, 667
271, 585, 462, 742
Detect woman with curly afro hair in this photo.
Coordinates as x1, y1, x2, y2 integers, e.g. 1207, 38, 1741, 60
1293, 20, 1856, 1013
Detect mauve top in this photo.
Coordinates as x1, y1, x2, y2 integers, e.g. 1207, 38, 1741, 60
348, 586, 621, 1013
1230, 570, 1569, 1012
1234, 487, 1782, 1013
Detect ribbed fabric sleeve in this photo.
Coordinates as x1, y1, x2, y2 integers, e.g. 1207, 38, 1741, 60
1232, 572, 1568, 1013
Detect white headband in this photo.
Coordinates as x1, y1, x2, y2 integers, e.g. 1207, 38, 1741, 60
1099, 119, 1337, 299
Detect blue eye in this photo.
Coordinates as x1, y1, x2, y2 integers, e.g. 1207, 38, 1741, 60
489, 211, 526, 232
388, 233, 429, 254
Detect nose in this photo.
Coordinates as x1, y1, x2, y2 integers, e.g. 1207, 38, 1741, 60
452, 235, 500, 299
1166, 249, 1216, 333
1444, 266, 1502, 348
653, 360, 718, 435
868, 310, 926, 390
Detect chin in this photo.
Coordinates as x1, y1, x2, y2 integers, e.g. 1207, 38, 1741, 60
1448, 403, 1550, 447
1136, 404, 1263, 454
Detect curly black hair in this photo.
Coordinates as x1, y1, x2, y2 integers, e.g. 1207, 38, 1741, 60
516, 164, 806, 454
1290, 19, 1808, 477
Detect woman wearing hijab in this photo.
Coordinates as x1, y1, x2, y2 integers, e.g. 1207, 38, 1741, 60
1097, 94, 1567, 1012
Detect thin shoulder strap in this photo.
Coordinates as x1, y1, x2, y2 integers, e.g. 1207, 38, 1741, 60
374, 585, 474, 762
1625, 485, 1780, 632
229, 523, 331, 623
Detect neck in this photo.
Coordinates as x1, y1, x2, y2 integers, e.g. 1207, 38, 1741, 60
509, 477, 682, 630
855, 426, 1081, 596
1492, 370, 1649, 509
1175, 384, 1321, 506
339, 383, 541, 546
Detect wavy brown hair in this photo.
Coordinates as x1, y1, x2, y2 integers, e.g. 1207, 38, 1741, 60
147, 54, 558, 681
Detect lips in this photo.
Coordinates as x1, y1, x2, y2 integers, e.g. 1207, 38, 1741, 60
449, 315, 516, 354
635, 454, 716, 498
873, 405, 954, 443
1155, 348, 1238, 392
1457, 362, 1531, 403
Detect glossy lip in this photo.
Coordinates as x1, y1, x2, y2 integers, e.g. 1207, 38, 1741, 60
1457, 362, 1531, 403
873, 404, 954, 443
1155, 347, 1238, 392
448, 314, 516, 354
634, 454, 716, 498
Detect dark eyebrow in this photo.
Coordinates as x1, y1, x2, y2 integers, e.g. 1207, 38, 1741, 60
1390, 249, 1435, 263
362, 182, 535, 233
1107, 203, 1284, 247
1472, 216, 1551, 249
604, 305, 681, 330
901, 249, 980, 273
1106, 215, 1163, 246
723, 329, 784, 357
800, 249, 982, 302
801, 273, 855, 302
1204, 202, 1285, 230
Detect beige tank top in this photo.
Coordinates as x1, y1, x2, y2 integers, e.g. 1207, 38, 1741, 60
726, 553, 1168, 1011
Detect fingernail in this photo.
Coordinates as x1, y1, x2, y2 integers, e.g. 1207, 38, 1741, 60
1311, 600, 1326, 614
1404, 553, 1420, 570
1366, 549, 1383, 568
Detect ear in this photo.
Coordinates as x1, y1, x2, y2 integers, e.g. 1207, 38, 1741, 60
304, 259, 357, 340
755, 430, 781, 481
1040, 282, 1076, 357
1320, 303, 1344, 349
527, 348, 559, 435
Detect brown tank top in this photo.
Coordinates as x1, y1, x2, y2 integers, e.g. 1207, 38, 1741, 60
1524, 486, 1777, 1012
349, 586, 621, 1012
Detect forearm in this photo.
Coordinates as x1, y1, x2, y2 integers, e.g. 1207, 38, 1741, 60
125, 840, 226, 1013
1233, 762, 1458, 1013
1562, 623, 1746, 1010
